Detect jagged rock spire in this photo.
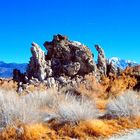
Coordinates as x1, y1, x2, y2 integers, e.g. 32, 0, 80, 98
26, 42, 52, 81
95, 45, 107, 75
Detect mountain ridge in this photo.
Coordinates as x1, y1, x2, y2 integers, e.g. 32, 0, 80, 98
0, 61, 27, 78
108, 57, 138, 70
0, 57, 138, 78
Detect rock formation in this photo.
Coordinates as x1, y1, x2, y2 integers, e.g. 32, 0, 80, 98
95, 45, 107, 75
13, 69, 26, 83
13, 34, 121, 91
43, 34, 97, 76
26, 42, 52, 81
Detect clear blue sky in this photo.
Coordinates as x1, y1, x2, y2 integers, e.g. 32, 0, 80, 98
0, 0, 140, 63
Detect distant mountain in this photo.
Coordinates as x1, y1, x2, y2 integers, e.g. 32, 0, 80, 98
108, 57, 138, 70
0, 57, 138, 78
0, 61, 27, 78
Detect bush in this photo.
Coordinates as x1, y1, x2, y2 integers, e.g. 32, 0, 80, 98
77, 74, 104, 99
101, 74, 137, 98
0, 88, 58, 128
24, 88, 57, 108
55, 94, 100, 123
106, 91, 140, 118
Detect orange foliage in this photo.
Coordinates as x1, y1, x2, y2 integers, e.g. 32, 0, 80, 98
0, 124, 59, 140
77, 74, 104, 99
0, 79, 18, 91
101, 74, 137, 98
0, 69, 139, 140
52, 117, 140, 139
76, 72, 137, 101
1, 118, 140, 139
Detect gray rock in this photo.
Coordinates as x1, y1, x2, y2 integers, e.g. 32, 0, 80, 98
14, 34, 115, 91
63, 62, 80, 76
26, 42, 52, 81
95, 44, 107, 75
46, 77, 56, 88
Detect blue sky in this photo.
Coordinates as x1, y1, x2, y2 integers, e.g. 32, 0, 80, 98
0, 0, 140, 63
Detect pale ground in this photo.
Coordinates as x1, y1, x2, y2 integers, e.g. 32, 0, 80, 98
109, 129, 140, 140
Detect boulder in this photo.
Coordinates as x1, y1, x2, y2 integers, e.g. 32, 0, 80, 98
44, 34, 97, 76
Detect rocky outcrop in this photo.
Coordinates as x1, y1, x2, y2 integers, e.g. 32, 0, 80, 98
44, 34, 97, 76
13, 34, 122, 91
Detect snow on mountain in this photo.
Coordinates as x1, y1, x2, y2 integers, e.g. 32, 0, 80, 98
0, 57, 138, 78
0, 61, 27, 78
108, 57, 138, 70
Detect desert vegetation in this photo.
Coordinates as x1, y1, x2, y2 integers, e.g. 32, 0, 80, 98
0, 73, 140, 140
106, 91, 140, 118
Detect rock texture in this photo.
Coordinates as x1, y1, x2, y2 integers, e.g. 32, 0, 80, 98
26, 42, 51, 81
95, 45, 107, 75
13, 34, 122, 91
131, 65, 140, 91
43, 34, 97, 76
107, 62, 122, 76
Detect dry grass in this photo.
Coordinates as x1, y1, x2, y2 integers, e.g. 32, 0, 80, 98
55, 93, 100, 123
106, 91, 140, 118
101, 74, 137, 98
0, 90, 41, 127
1, 117, 140, 140
76, 73, 137, 101
24, 88, 57, 108
0, 79, 17, 91
0, 74, 139, 139
48, 117, 140, 139
0, 89, 58, 128
77, 74, 104, 99
75, 117, 140, 138
0, 89, 140, 139
0, 123, 60, 140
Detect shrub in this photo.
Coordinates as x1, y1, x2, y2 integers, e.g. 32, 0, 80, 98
55, 94, 100, 123
77, 74, 104, 99
106, 91, 140, 118
101, 74, 137, 98
0, 90, 42, 128
0, 88, 58, 128
23, 88, 57, 108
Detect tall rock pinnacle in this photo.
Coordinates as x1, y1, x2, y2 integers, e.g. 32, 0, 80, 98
26, 42, 52, 81
95, 44, 107, 75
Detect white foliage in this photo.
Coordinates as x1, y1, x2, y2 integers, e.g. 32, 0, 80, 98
55, 94, 99, 123
0, 89, 57, 127
106, 91, 140, 117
